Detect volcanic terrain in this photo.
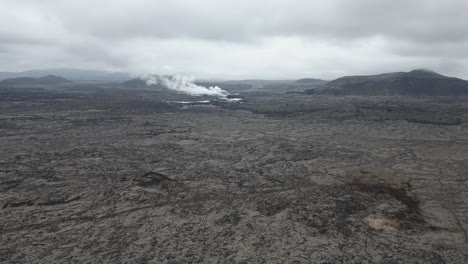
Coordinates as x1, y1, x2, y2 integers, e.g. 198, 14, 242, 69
1, 82, 468, 263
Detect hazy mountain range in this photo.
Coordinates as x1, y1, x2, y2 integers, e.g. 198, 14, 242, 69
2, 68, 468, 96
0, 75, 71, 85
0, 69, 132, 82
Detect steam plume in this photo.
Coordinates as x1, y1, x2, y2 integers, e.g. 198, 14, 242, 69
141, 74, 228, 97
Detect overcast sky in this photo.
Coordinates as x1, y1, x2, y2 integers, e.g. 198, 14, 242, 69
1, 0, 468, 80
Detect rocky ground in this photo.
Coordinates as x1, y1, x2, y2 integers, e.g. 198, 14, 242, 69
1, 86, 468, 263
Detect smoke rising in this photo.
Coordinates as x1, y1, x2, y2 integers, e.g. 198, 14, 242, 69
142, 74, 229, 97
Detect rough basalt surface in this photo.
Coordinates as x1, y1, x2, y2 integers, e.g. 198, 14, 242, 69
1, 86, 468, 263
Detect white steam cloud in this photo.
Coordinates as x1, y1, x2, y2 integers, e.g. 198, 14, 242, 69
141, 74, 229, 97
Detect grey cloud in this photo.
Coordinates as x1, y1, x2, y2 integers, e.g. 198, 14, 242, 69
1, 0, 468, 79
43, 0, 468, 44
435, 61, 467, 77
0, 33, 52, 45
391, 40, 468, 59
64, 42, 129, 68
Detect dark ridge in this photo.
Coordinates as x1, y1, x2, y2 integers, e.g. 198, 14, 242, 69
295, 78, 326, 84
0, 68, 131, 82
0, 75, 71, 85
307, 69, 468, 96
120, 77, 169, 91
120, 78, 148, 88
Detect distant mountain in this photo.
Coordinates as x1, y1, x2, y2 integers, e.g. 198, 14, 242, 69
120, 78, 148, 88
0, 68, 132, 82
308, 70, 468, 96
120, 78, 169, 91
199, 79, 330, 93
0, 75, 71, 85
295, 78, 326, 84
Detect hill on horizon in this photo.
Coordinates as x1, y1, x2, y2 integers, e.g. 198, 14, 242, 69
0, 75, 72, 86
307, 69, 468, 96
0, 68, 132, 82
120, 77, 170, 91
295, 78, 327, 84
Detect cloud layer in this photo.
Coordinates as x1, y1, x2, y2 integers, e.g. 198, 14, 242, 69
1, 0, 468, 79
